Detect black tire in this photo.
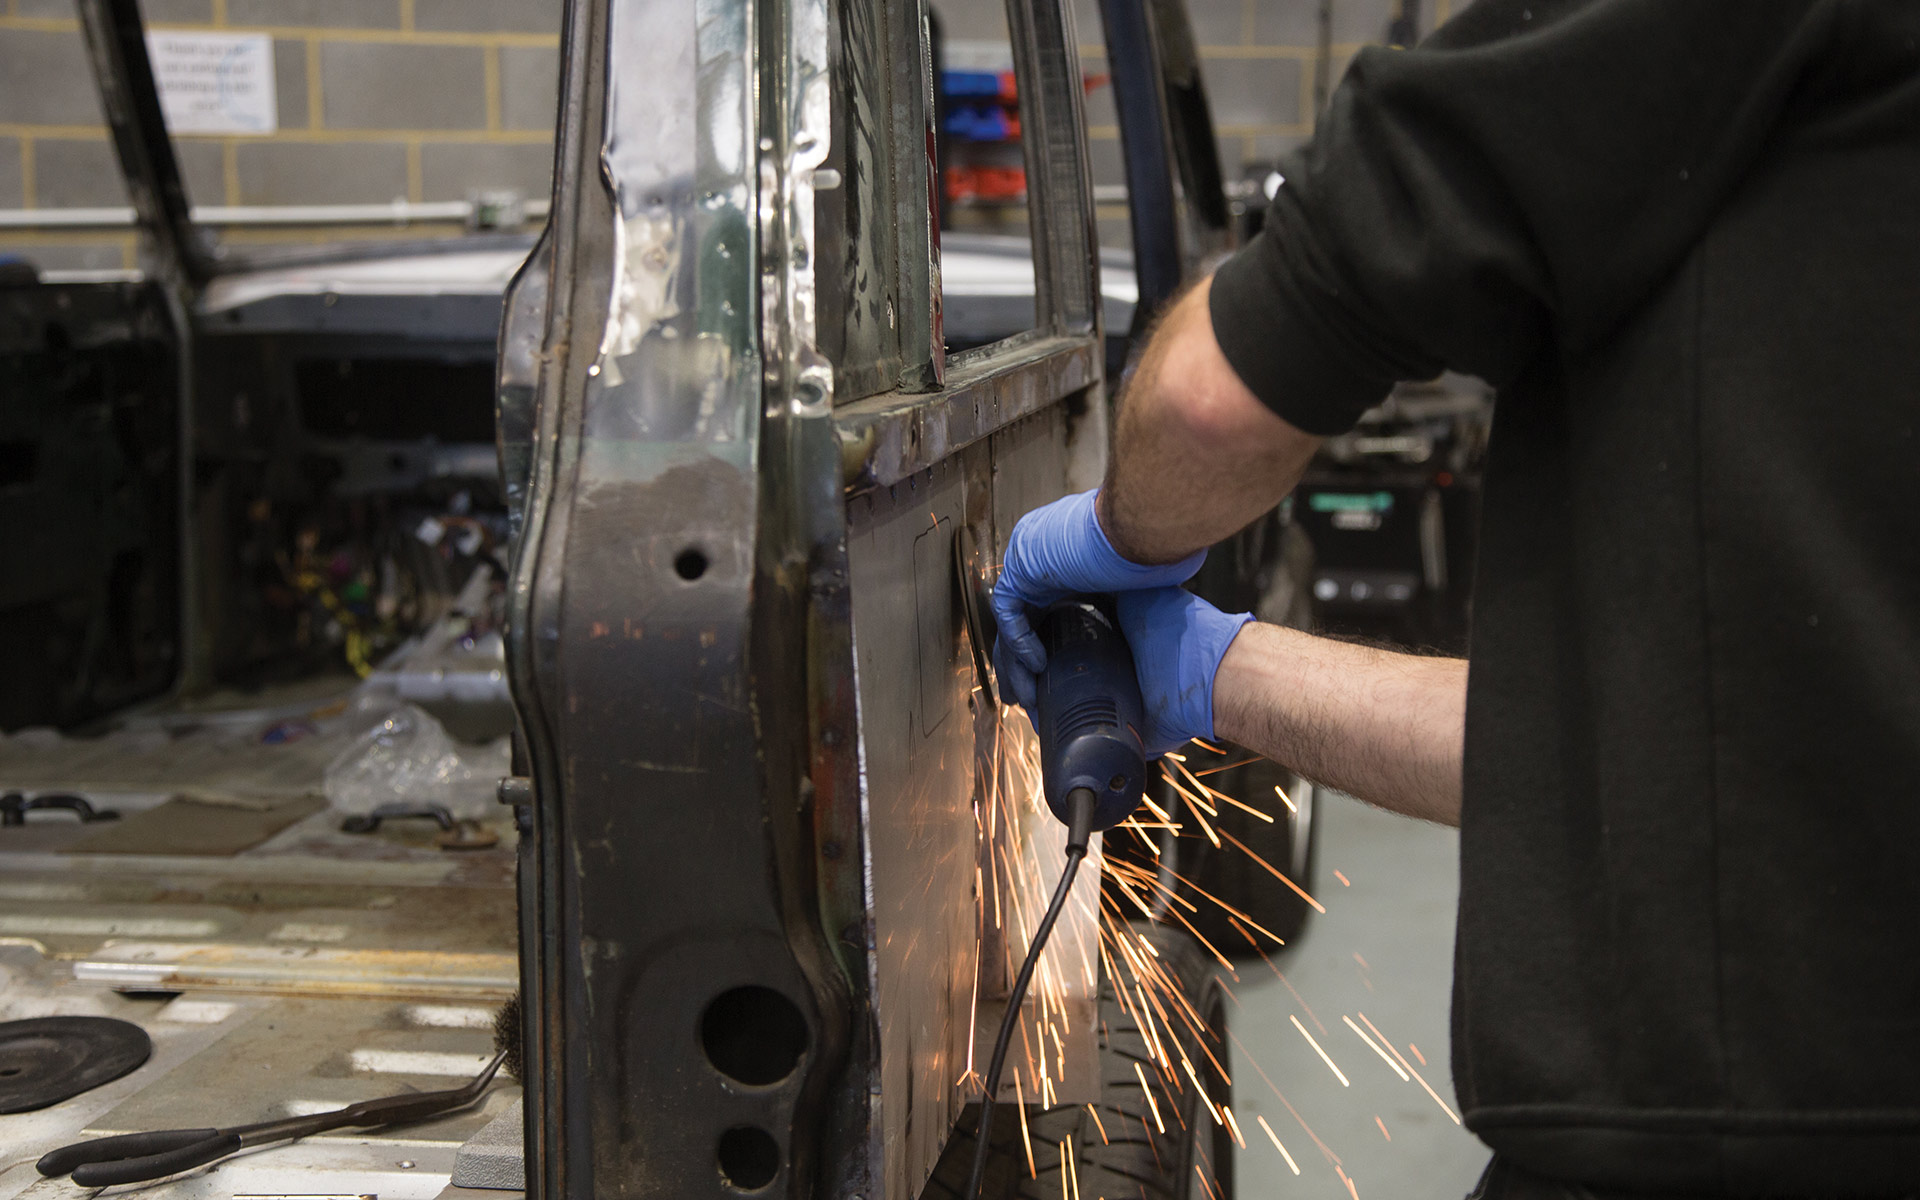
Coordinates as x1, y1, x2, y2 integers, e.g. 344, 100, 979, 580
1175, 752, 1317, 958
923, 921, 1234, 1200
1129, 501, 1317, 961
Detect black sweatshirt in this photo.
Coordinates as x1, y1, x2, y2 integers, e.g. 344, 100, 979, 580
1208, 2, 1920, 1194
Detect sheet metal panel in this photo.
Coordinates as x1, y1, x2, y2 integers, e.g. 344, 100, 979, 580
847, 408, 1102, 1200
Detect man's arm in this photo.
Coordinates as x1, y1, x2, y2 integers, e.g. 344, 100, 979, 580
1096, 278, 1322, 565
1213, 623, 1466, 826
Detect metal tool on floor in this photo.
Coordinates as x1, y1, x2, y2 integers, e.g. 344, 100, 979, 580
340, 801, 499, 849
36, 1048, 507, 1187
0, 792, 120, 826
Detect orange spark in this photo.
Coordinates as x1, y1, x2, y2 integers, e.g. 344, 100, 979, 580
1167, 758, 1222, 809
1086, 1103, 1109, 1145
1194, 1165, 1219, 1200
1016, 1074, 1037, 1178
1218, 829, 1325, 913
1290, 1014, 1350, 1086
1221, 1105, 1249, 1149
1341, 1015, 1409, 1082
1356, 1011, 1461, 1125
1213, 789, 1275, 823
1193, 755, 1261, 776
1409, 1043, 1426, 1066
1256, 1114, 1301, 1175
1334, 869, 1351, 887
1374, 1115, 1391, 1141
1229, 1030, 1343, 1167
1182, 1057, 1224, 1125
1133, 1061, 1165, 1133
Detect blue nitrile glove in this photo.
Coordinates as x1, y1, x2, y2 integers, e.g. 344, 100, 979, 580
991, 489, 1206, 713
1114, 587, 1255, 758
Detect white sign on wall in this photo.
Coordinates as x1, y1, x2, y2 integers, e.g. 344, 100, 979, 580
146, 31, 277, 135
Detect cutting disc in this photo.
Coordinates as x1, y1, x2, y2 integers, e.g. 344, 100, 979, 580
0, 1016, 151, 1114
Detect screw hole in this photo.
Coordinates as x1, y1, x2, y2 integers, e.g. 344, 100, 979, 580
1108, 774, 1127, 791
701, 985, 809, 1086
674, 548, 709, 581
717, 1126, 781, 1191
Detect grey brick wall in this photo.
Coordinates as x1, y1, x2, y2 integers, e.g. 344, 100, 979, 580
225, 0, 401, 29
33, 139, 127, 207
419, 141, 551, 201
967, 0, 1432, 192
272, 37, 308, 129
416, 0, 563, 34
936, 0, 1438, 247
1, 0, 563, 269
499, 44, 560, 131
0, 137, 22, 208
319, 42, 489, 130
236, 140, 410, 205
1, 0, 1437, 270
0, 27, 106, 126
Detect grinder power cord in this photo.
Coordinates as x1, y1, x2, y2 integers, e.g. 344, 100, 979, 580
965, 599, 1150, 1200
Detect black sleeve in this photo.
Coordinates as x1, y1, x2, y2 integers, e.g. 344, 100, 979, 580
1209, 0, 1837, 436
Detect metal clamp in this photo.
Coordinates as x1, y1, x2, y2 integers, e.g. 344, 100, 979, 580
339, 803, 498, 850
0, 793, 121, 826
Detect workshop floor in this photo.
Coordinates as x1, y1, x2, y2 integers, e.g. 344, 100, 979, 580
1225, 792, 1491, 1200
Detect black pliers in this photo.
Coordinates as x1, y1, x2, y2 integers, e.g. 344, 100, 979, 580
36, 1048, 505, 1187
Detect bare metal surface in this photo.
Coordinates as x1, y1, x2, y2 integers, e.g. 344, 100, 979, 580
507, 0, 854, 1195
834, 334, 1098, 492
72, 944, 516, 999
847, 409, 1106, 1200
0, 823, 517, 1200
506, 0, 1116, 1194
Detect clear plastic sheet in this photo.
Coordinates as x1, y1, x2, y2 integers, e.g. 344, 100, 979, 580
322, 704, 509, 820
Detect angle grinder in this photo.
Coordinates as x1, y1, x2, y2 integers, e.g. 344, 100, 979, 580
1031, 598, 1149, 832
962, 592, 1150, 1200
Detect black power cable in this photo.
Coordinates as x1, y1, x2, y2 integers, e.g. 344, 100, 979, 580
964, 787, 1099, 1200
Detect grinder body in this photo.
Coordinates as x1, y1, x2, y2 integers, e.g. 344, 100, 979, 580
1034, 600, 1148, 830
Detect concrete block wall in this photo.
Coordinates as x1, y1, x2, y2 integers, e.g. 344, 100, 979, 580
1073, 0, 1449, 175
946, 0, 1453, 244
1, 0, 1444, 270
0, 0, 560, 269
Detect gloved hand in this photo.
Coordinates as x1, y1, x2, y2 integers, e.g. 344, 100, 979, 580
1114, 587, 1254, 758
991, 489, 1206, 712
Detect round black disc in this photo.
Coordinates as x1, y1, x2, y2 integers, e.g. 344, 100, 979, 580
0, 1017, 151, 1114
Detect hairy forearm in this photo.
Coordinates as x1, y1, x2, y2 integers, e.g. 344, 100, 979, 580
1100, 279, 1320, 564
1213, 622, 1466, 825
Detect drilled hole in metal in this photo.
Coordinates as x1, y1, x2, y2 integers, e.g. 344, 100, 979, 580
674, 548, 709, 581
717, 1126, 781, 1191
701, 986, 808, 1086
